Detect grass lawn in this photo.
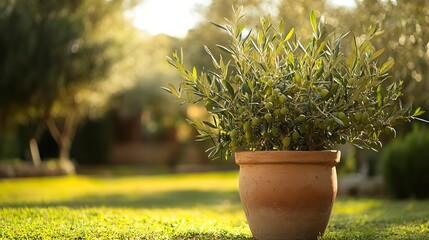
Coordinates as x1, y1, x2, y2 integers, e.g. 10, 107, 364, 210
1, 171, 428, 239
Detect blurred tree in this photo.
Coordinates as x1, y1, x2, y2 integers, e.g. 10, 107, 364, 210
277, 0, 329, 37
0, 0, 141, 164
112, 34, 184, 142
345, 0, 429, 176
338, 0, 429, 108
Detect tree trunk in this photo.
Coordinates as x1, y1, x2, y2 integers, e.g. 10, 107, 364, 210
27, 122, 45, 166
45, 106, 78, 166
29, 138, 41, 166
58, 137, 71, 163
58, 136, 76, 175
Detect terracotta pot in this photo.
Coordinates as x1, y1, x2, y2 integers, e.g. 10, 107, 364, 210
235, 150, 340, 240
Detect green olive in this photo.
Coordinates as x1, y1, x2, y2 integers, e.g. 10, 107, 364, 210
282, 136, 291, 148
362, 112, 369, 121
264, 113, 273, 122
297, 114, 305, 122
384, 126, 396, 135
245, 131, 252, 140
271, 127, 279, 137
230, 140, 239, 147
230, 129, 238, 139
265, 102, 274, 110
243, 121, 251, 131
354, 112, 362, 122
320, 88, 329, 98
279, 94, 287, 103
252, 117, 261, 126
337, 112, 347, 120
292, 131, 300, 140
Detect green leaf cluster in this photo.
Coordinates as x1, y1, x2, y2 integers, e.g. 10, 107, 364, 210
166, 7, 422, 159
382, 125, 429, 199
0, 0, 139, 123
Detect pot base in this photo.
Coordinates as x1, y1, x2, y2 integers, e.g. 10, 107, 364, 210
236, 151, 340, 240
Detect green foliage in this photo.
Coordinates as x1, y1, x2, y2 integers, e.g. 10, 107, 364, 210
71, 116, 114, 164
382, 125, 429, 199
0, 0, 141, 161
111, 34, 185, 142
1, 173, 429, 239
349, 0, 429, 109
0, 0, 133, 121
166, 7, 420, 158
0, 130, 20, 159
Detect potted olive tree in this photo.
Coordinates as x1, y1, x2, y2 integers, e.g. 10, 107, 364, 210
164, 7, 425, 240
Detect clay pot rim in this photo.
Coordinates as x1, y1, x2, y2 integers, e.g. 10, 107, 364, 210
235, 150, 340, 165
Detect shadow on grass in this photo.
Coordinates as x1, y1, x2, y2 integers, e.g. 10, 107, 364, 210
2, 189, 242, 209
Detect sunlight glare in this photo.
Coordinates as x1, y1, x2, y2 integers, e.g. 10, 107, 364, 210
131, 0, 356, 38
329, 0, 357, 8
132, 0, 211, 38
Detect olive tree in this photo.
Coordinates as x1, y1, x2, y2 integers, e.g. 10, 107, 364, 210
0, 0, 140, 163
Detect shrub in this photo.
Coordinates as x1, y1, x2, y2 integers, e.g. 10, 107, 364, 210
382, 125, 429, 199
165, 7, 422, 159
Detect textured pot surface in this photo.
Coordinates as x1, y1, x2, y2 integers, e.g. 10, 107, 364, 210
235, 150, 340, 240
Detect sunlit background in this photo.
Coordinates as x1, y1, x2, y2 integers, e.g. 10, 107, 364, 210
131, 0, 356, 37
1, 0, 429, 238
0, 0, 428, 196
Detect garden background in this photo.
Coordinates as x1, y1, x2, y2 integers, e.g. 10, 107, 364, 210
1, 0, 429, 239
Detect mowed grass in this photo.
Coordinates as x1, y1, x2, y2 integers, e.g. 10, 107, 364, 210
1, 171, 429, 239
